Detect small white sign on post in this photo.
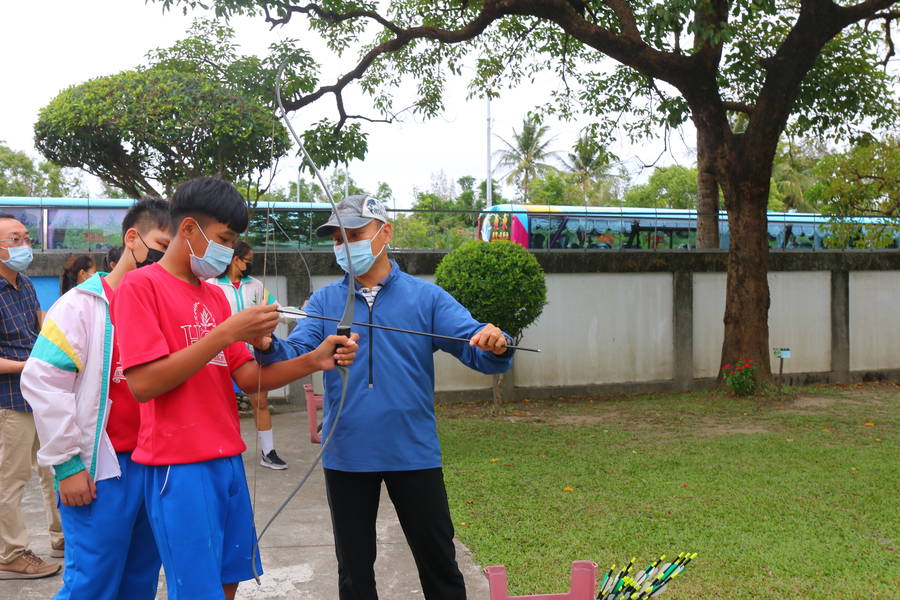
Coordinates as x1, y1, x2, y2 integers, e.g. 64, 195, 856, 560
773, 348, 791, 359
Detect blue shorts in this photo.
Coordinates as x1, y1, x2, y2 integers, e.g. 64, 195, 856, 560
143, 455, 262, 600
55, 452, 160, 600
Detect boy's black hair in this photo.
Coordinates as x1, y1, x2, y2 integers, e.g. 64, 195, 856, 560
122, 197, 172, 236
0, 213, 17, 221
170, 177, 249, 233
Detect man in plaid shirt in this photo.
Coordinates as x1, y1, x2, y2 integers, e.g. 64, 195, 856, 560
0, 214, 62, 580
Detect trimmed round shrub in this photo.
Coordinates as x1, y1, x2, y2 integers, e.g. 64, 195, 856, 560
435, 240, 546, 339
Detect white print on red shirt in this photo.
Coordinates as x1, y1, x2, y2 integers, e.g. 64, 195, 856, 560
180, 302, 228, 367
111, 361, 126, 383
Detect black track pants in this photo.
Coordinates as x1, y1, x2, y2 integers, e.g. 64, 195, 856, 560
323, 467, 467, 600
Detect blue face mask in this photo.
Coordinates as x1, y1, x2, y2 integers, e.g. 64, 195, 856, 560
333, 224, 385, 276
2, 245, 33, 272
187, 222, 234, 279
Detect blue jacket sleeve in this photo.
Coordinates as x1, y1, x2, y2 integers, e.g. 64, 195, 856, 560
430, 286, 514, 375
255, 291, 326, 366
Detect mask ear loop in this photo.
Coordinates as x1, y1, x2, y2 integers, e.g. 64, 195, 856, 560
131, 230, 151, 266
184, 218, 211, 259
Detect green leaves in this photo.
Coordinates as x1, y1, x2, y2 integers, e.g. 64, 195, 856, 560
434, 240, 546, 340
34, 66, 289, 198
299, 120, 368, 172
807, 137, 900, 248
0, 143, 84, 197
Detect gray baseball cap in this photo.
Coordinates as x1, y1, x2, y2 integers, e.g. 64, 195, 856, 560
315, 194, 390, 238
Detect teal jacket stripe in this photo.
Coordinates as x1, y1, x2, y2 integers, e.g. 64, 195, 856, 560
31, 335, 79, 373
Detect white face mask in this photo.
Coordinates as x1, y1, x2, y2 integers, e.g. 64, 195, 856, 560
333, 224, 386, 275
186, 222, 234, 279
2, 245, 32, 272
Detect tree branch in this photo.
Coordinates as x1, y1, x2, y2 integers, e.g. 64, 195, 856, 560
263, 2, 403, 34
723, 101, 754, 114
279, 0, 695, 119
748, 0, 898, 159
604, 0, 640, 39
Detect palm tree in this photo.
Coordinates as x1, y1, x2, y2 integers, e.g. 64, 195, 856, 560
563, 134, 618, 205
771, 141, 822, 212
495, 117, 557, 202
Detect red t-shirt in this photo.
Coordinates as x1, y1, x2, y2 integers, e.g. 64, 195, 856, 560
101, 277, 140, 452
111, 263, 253, 466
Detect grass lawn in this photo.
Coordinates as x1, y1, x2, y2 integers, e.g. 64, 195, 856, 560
438, 383, 898, 599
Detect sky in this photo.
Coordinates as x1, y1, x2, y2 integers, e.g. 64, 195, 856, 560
0, 1, 695, 208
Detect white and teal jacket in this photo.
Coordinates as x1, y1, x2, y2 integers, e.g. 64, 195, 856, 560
21, 273, 120, 485
207, 275, 279, 314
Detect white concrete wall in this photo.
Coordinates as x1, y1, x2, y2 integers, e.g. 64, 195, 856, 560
510, 273, 674, 387
849, 271, 900, 371
291, 269, 900, 392
692, 272, 832, 377
310, 273, 674, 390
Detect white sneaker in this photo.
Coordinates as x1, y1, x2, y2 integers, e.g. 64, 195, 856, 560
260, 450, 288, 470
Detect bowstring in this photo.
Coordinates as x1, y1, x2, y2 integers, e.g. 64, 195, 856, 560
251, 58, 356, 585
250, 98, 279, 579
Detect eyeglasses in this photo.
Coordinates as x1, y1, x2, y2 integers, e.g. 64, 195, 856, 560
0, 237, 34, 247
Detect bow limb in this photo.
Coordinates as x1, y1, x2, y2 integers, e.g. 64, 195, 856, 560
251, 60, 356, 585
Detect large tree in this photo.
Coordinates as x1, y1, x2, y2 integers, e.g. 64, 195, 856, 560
156, 0, 899, 379
33, 20, 367, 200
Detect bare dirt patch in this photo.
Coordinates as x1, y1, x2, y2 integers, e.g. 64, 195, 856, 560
786, 395, 839, 409
689, 420, 773, 436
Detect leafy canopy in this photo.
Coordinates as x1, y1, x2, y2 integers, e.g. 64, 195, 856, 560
808, 136, 900, 248
152, 1, 898, 150
33, 19, 368, 199
0, 142, 85, 198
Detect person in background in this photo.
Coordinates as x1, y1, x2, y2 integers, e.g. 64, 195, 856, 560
104, 246, 123, 272
0, 214, 63, 580
23, 199, 172, 599
60, 255, 96, 295
209, 240, 287, 470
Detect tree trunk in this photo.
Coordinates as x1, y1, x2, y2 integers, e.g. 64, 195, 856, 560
719, 176, 772, 380
491, 373, 504, 415
696, 130, 720, 248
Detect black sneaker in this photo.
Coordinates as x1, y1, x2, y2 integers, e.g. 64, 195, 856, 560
260, 450, 288, 470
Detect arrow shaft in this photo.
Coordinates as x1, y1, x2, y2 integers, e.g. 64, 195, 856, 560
277, 309, 540, 352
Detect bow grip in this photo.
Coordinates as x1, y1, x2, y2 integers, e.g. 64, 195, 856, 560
335, 325, 351, 367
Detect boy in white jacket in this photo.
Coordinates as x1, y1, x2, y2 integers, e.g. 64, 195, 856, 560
22, 199, 172, 600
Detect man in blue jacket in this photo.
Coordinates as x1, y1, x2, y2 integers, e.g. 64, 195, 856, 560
256, 195, 513, 599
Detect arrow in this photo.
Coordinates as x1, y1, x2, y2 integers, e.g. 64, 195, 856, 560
276, 308, 541, 352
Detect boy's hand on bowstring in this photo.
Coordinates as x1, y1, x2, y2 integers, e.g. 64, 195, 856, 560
310, 333, 360, 371
58, 470, 97, 506
224, 304, 279, 344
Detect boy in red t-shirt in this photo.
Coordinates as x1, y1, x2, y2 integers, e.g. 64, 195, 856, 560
112, 178, 357, 600
24, 198, 172, 598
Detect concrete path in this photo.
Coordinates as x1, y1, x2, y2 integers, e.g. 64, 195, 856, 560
3, 411, 490, 599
